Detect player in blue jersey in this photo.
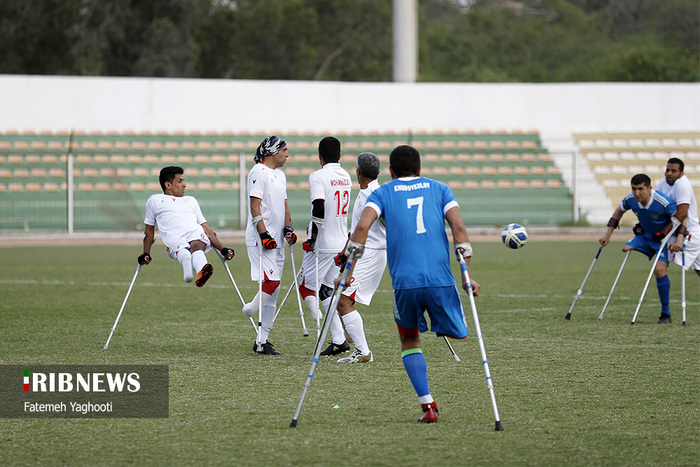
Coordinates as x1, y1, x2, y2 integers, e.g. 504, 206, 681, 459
599, 173, 678, 323
344, 144, 479, 423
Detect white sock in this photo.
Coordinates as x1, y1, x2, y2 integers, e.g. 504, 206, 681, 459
304, 295, 321, 322
419, 395, 434, 405
342, 310, 370, 355
258, 288, 280, 343
243, 290, 274, 318
322, 296, 345, 344
191, 250, 208, 274
177, 249, 194, 283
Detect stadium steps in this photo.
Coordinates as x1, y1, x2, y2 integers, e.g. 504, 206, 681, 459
1, 130, 571, 230
573, 131, 700, 223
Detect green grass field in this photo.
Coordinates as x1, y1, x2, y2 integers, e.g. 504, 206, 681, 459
1, 238, 698, 466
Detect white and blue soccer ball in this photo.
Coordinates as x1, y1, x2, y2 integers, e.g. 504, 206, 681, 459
501, 223, 528, 249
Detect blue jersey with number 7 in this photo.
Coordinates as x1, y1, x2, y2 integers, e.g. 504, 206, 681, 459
365, 176, 459, 290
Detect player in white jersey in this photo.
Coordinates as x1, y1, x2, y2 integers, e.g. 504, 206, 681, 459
298, 136, 353, 356
334, 152, 387, 364
242, 136, 297, 355
657, 158, 700, 277
140, 166, 235, 287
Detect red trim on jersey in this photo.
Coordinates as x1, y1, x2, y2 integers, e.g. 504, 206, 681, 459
299, 279, 316, 299
262, 280, 280, 295
397, 324, 419, 337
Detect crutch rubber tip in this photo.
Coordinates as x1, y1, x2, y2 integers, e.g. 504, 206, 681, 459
289, 419, 298, 428
495, 421, 504, 431
303, 332, 309, 337
564, 313, 571, 320
630, 321, 635, 325
682, 321, 686, 326
103, 345, 109, 350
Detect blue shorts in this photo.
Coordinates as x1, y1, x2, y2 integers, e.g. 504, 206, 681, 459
393, 286, 469, 339
626, 235, 669, 262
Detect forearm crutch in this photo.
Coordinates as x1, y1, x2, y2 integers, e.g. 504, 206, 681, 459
566, 246, 603, 320
216, 250, 257, 333
290, 249, 358, 428
631, 220, 679, 324
271, 267, 305, 333
598, 250, 631, 320
288, 244, 309, 336
457, 251, 504, 431
682, 248, 687, 326
104, 264, 141, 350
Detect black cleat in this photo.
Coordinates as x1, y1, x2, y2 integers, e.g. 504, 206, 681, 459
319, 340, 350, 356
253, 341, 281, 355
657, 314, 672, 324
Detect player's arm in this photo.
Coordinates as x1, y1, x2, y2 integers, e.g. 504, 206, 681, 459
445, 206, 479, 296
139, 224, 155, 265
669, 204, 690, 252
600, 206, 625, 247
201, 222, 234, 260
250, 196, 276, 250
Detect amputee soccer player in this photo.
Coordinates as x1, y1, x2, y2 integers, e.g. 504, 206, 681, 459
242, 136, 297, 355
657, 157, 700, 279
346, 145, 479, 423
334, 152, 387, 364
140, 166, 235, 286
599, 173, 678, 323
298, 136, 353, 357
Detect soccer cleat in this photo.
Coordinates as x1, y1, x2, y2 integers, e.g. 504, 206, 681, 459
657, 314, 672, 324
319, 340, 350, 356
253, 341, 281, 355
195, 263, 213, 287
337, 349, 373, 363
418, 401, 439, 423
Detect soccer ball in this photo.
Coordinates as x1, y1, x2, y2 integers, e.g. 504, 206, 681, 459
501, 223, 528, 249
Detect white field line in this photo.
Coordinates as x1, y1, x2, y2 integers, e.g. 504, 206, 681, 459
2, 280, 698, 306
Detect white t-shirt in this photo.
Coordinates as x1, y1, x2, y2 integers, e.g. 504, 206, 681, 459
657, 174, 700, 236
245, 163, 288, 248
351, 179, 386, 250
308, 162, 352, 253
144, 193, 207, 248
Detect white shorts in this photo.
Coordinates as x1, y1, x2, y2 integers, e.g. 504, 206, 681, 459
669, 234, 700, 271
247, 246, 286, 281
166, 226, 211, 260
299, 251, 340, 290
342, 248, 387, 306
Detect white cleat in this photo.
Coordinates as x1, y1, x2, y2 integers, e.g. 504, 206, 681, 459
337, 349, 373, 363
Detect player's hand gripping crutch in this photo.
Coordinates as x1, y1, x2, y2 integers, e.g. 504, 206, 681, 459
565, 246, 603, 320
457, 250, 504, 431
216, 249, 257, 333
290, 244, 361, 428
631, 218, 679, 324
104, 264, 141, 350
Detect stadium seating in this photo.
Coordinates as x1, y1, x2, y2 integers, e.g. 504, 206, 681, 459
0, 129, 571, 231
574, 131, 700, 207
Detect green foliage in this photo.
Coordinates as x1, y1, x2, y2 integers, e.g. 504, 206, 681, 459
0, 0, 697, 81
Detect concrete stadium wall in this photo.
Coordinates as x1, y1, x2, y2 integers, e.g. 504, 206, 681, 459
1, 75, 698, 140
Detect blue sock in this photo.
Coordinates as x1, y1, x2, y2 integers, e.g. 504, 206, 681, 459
656, 275, 671, 316
402, 349, 430, 398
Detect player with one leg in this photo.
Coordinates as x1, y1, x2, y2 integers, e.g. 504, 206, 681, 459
298, 136, 353, 357
657, 157, 700, 278
140, 166, 234, 285
599, 173, 678, 323
242, 136, 297, 355
334, 152, 386, 364
347, 145, 479, 423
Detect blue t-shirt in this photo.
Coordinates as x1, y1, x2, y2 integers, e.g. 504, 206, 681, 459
621, 189, 676, 238
366, 177, 459, 290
